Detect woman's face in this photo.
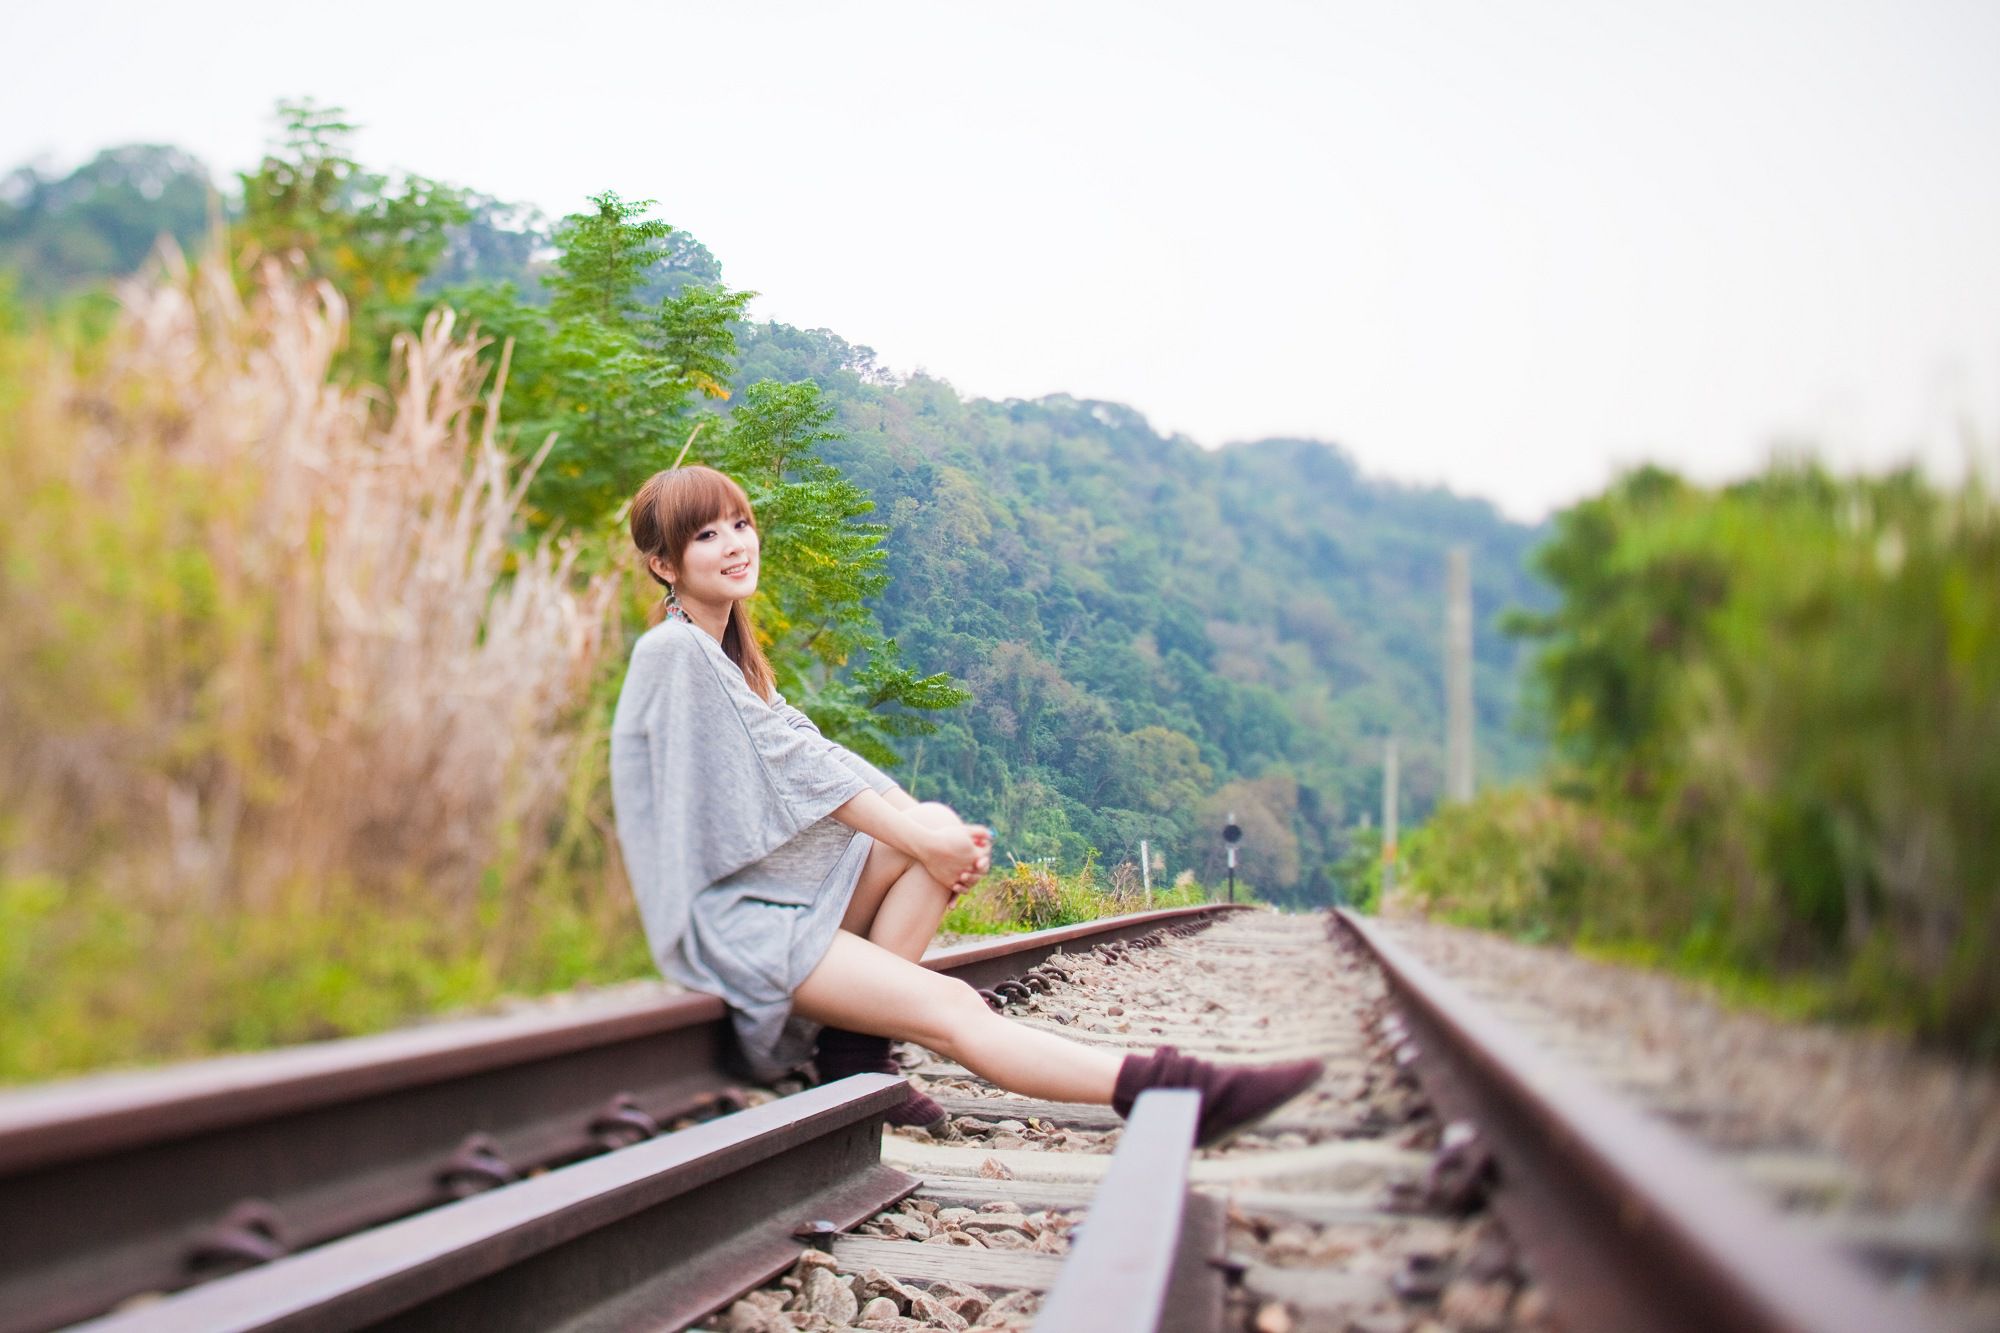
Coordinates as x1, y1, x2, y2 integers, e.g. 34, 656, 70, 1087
669, 509, 760, 608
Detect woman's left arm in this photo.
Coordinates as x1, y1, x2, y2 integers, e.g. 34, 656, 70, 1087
771, 693, 918, 808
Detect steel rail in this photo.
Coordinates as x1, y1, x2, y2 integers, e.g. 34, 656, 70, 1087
68, 1074, 918, 1332
2, 903, 1240, 1332
1033, 1088, 1225, 1333
1335, 909, 1942, 1333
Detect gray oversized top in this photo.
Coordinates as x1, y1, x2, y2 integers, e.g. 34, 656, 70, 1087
608, 616, 896, 1078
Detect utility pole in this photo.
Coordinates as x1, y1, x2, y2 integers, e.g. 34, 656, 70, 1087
1445, 546, 1475, 804
1382, 738, 1400, 899
1140, 839, 1152, 906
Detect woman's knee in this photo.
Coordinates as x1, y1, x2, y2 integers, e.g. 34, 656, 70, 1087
922, 976, 1001, 1052
910, 800, 961, 828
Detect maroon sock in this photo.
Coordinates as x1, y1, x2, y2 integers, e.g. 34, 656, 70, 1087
815, 1026, 946, 1129
1114, 1045, 1323, 1147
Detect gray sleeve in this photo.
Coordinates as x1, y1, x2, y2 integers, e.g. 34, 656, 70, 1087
770, 690, 899, 795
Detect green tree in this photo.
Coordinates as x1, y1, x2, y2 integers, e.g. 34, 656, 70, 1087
236, 100, 470, 368
481, 192, 755, 533
711, 378, 968, 764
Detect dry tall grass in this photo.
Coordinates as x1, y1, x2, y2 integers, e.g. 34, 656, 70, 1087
1, 251, 616, 909
0, 250, 628, 1077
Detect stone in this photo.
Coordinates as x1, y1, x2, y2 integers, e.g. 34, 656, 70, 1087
941, 1294, 990, 1321
716, 1299, 791, 1333
851, 1268, 921, 1309
985, 1290, 1042, 1320
1512, 1286, 1559, 1330
1253, 1302, 1295, 1333
978, 1157, 1013, 1180
1265, 1224, 1316, 1261
1439, 1280, 1512, 1333
879, 1212, 931, 1240
782, 1315, 838, 1332
904, 1291, 970, 1330
858, 1296, 899, 1323
976, 1227, 1032, 1250
793, 1267, 859, 1326
926, 1279, 989, 1309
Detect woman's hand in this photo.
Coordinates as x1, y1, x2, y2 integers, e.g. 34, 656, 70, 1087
917, 819, 994, 898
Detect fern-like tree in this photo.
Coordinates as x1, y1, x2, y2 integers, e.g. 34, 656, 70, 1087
712, 379, 969, 765
468, 191, 753, 533
236, 100, 470, 369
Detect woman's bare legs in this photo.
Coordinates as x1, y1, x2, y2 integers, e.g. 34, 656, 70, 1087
842, 802, 964, 961
794, 931, 1123, 1104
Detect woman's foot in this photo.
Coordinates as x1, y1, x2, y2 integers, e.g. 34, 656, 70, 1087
814, 1026, 948, 1129
1112, 1045, 1323, 1147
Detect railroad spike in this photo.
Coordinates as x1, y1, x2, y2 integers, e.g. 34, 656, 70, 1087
186, 1199, 289, 1275
589, 1091, 662, 1150
792, 1219, 840, 1252
437, 1132, 518, 1198
1425, 1121, 1497, 1214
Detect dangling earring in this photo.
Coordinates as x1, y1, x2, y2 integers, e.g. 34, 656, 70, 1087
663, 582, 691, 624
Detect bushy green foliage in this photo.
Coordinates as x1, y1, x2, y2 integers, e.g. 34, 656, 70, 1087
1410, 464, 2000, 1054
940, 859, 1212, 936
236, 101, 471, 369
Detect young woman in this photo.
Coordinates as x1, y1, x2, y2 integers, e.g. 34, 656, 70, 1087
610, 465, 1321, 1144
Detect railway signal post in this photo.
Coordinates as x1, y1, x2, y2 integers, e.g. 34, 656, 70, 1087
1222, 814, 1242, 904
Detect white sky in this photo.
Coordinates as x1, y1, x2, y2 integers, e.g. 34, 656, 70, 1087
8, 0, 1997, 520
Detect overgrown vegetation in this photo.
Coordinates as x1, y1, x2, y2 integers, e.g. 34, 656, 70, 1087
941, 860, 1213, 936
0, 249, 644, 1080
3, 105, 1550, 911
1402, 466, 2000, 1056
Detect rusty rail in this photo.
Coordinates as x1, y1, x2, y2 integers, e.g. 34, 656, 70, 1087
1335, 909, 1941, 1333
69, 1074, 917, 1332
1033, 1088, 1225, 1333
1, 904, 1242, 1332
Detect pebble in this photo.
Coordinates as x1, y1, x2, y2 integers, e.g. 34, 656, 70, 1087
1252, 1300, 1295, 1333
1439, 1279, 1512, 1332
791, 1266, 858, 1325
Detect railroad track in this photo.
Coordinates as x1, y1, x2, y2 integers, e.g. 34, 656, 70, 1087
0, 905, 1239, 1332
6, 903, 1981, 1331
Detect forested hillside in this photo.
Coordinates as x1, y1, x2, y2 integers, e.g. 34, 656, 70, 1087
3, 121, 1547, 908
735, 327, 1546, 899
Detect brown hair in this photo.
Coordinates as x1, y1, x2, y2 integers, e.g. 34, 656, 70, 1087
629, 465, 777, 701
